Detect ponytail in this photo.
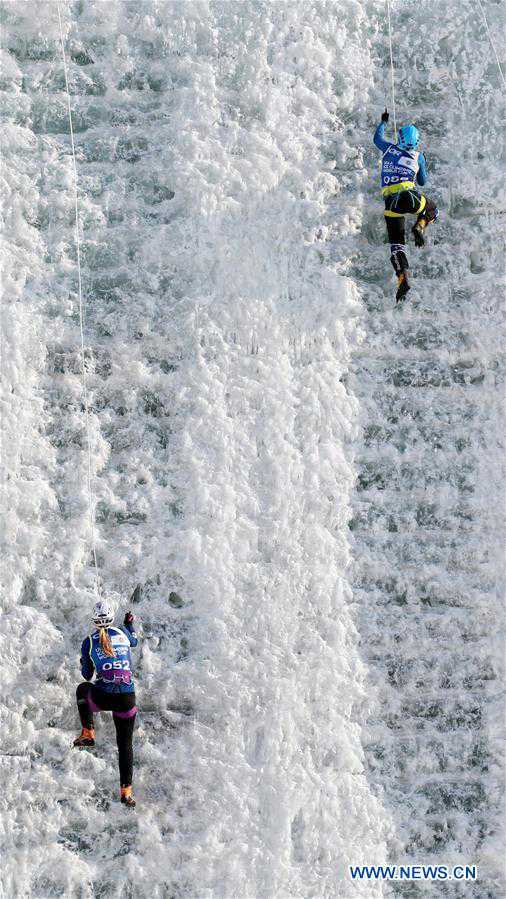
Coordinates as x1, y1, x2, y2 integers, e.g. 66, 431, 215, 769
99, 626, 115, 658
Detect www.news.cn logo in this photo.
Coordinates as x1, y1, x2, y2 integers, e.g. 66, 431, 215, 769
349, 864, 477, 882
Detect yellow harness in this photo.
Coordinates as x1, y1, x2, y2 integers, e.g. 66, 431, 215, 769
382, 181, 426, 217
382, 180, 416, 195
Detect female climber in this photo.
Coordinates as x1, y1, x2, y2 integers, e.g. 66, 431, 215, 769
73, 598, 139, 808
373, 108, 439, 301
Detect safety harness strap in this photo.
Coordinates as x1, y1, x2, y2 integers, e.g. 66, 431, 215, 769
382, 180, 416, 196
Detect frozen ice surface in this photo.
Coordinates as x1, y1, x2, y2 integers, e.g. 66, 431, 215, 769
0, 1, 504, 897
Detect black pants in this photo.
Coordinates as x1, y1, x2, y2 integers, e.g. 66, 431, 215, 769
384, 188, 438, 274
76, 683, 137, 787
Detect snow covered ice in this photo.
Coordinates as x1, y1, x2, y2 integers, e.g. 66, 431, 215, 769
0, 1, 504, 897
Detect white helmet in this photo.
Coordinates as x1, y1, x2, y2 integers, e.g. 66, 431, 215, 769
92, 599, 114, 627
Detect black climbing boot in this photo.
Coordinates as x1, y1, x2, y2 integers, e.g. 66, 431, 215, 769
412, 217, 427, 248
396, 271, 411, 303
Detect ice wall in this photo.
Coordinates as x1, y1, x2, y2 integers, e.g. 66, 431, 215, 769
344, 0, 505, 894
1, 0, 504, 896
1, 2, 393, 897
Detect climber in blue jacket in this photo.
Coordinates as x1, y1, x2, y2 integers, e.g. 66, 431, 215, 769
373, 109, 438, 301
73, 598, 139, 807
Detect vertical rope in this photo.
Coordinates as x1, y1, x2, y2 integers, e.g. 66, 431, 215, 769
386, 0, 398, 141
57, 3, 100, 588
476, 0, 505, 87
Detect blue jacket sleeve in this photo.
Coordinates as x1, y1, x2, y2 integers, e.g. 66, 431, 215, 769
373, 122, 393, 153
122, 625, 138, 648
416, 153, 427, 185
80, 637, 94, 680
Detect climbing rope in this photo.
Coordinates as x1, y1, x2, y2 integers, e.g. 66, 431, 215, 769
57, 3, 100, 587
476, 0, 505, 87
386, 0, 397, 141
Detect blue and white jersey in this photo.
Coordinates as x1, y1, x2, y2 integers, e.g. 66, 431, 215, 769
80, 625, 138, 694
373, 122, 427, 193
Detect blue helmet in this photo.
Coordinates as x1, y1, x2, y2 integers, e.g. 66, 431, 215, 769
397, 124, 420, 149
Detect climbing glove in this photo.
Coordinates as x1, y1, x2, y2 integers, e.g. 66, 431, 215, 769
381, 109, 389, 123
124, 611, 134, 629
